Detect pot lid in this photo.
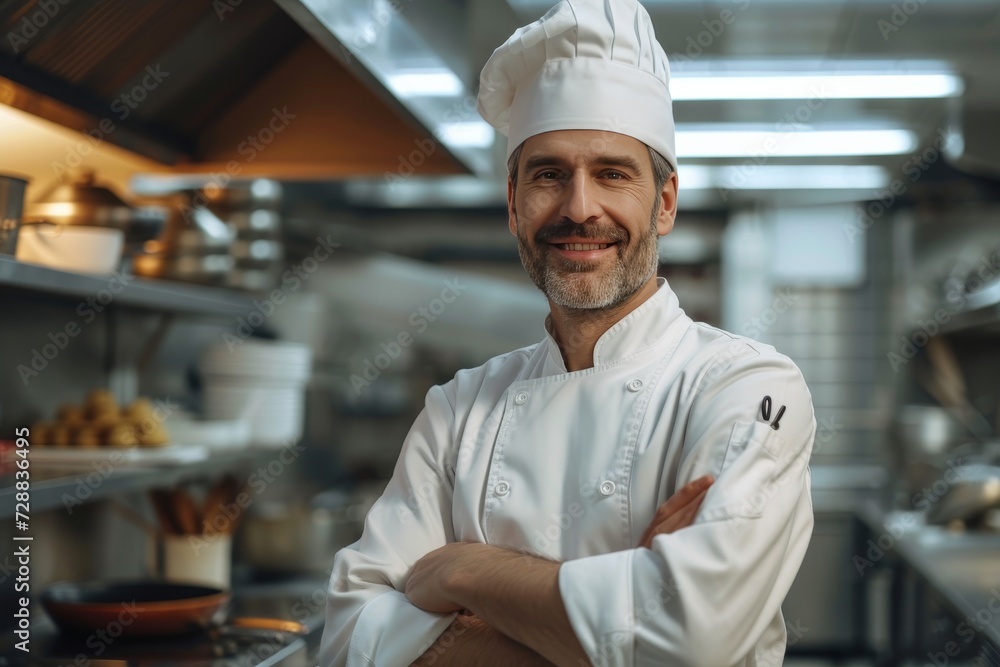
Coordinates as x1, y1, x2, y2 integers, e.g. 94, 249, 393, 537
25, 170, 136, 226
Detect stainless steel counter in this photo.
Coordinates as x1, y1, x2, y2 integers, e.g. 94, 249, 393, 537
0, 578, 328, 667
856, 501, 1000, 662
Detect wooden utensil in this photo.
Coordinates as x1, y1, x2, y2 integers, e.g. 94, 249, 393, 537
171, 488, 201, 535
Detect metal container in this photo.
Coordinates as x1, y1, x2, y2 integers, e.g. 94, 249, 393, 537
890, 405, 971, 505
0, 173, 28, 255
23, 170, 166, 256
926, 464, 1000, 527
237, 491, 366, 575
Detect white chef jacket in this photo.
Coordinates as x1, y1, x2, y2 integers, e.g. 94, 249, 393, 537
320, 278, 815, 667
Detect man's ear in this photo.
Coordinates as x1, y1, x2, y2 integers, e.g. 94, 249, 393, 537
656, 171, 679, 236
507, 178, 517, 237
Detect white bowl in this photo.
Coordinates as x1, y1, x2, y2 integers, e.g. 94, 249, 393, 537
166, 418, 251, 450
203, 384, 304, 447
16, 224, 123, 274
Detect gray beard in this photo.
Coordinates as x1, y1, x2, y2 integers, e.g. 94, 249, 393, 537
515, 203, 661, 311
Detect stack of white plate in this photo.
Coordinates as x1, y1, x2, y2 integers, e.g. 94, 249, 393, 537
201, 341, 312, 447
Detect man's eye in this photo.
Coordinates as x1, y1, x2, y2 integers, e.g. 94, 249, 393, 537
604, 171, 625, 180
536, 170, 559, 180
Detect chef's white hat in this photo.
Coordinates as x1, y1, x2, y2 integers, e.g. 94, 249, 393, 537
478, 0, 676, 171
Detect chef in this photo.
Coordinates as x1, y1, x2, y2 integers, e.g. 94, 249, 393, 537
319, 0, 816, 665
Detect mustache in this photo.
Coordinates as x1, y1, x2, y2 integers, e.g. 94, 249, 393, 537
534, 220, 629, 244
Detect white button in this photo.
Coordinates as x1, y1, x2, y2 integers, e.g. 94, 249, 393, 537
495, 481, 510, 496
599, 480, 616, 496
514, 392, 528, 405
626, 379, 643, 392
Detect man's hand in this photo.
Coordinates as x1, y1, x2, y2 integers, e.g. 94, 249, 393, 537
637, 475, 714, 549
406, 542, 485, 614
406, 543, 587, 665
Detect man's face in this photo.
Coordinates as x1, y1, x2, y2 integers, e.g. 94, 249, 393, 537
507, 130, 678, 311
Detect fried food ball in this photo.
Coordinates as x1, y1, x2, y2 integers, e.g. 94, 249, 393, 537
56, 404, 85, 423
85, 389, 116, 408
123, 398, 156, 422
75, 426, 101, 449
132, 416, 169, 447
30, 422, 50, 447
86, 402, 120, 422
51, 425, 73, 448
105, 423, 138, 448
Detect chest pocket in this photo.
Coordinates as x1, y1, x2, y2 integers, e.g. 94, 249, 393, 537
699, 419, 785, 522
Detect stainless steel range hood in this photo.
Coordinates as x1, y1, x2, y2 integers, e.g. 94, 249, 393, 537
0, 0, 491, 179
274, 0, 495, 178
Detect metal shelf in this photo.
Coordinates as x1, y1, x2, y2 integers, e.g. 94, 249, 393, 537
940, 304, 1000, 335
939, 282, 1000, 335
0, 449, 274, 518
0, 255, 255, 316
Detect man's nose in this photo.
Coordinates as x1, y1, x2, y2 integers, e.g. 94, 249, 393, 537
558, 175, 601, 224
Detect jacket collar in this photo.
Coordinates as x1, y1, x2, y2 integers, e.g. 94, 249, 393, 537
541, 277, 687, 373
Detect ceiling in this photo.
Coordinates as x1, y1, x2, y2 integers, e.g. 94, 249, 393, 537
2, 0, 998, 212
286, 0, 1000, 211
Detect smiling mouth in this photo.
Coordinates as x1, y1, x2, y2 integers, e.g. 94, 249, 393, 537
550, 242, 616, 251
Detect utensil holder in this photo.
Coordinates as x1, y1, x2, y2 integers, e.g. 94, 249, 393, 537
162, 533, 232, 590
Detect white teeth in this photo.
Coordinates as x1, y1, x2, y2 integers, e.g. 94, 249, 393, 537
560, 243, 609, 251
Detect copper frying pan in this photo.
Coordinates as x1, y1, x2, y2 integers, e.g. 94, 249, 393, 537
42, 581, 306, 638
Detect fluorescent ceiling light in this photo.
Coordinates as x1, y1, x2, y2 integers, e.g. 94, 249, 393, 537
676, 127, 916, 157
437, 121, 495, 148
386, 70, 464, 97
678, 165, 890, 191
671, 73, 963, 100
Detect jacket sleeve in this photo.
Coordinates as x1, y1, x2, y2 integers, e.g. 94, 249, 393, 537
557, 346, 816, 667
319, 384, 460, 667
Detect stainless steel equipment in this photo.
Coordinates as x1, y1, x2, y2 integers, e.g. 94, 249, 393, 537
926, 464, 1000, 528
0, 173, 28, 255
237, 490, 366, 575
205, 181, 284, 292
890, 405, 971, 504
133, 194, 236, 285
23, 170, 166, 254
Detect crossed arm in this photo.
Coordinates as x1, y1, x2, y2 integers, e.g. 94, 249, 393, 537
404, 475, 714, 667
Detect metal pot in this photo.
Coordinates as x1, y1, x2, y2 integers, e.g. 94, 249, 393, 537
23, 170, 166, 253
133, 194, 236, 285
237, 491, 366, 575
0, 173, 28, 255
926, 464, 1000, 527
890, 405, 971, 505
